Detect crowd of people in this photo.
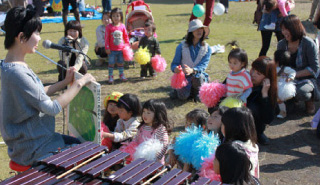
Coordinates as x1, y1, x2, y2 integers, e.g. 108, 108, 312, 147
1, 0, 320, 184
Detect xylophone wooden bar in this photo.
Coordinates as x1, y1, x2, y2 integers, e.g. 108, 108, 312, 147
152, 168, 182, 185
48, 143, 99, 167
105, 158, 146, 182
125, 162, 163, 185
86, 152, 130, 178
192, 177, 212, 185
115, 161, 154, 184
165, 171, 191, 185
76, 150, 122, 174
41, 142, 93, 165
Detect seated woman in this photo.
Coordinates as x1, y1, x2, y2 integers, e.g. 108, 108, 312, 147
248, 56, 278, 145
277, 14, 320, 115
0, 6, 95, 166
57, 20, 89, 81
170, 19, 212, 102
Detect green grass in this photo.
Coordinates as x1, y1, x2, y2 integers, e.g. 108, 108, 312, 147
0, 0, 313, 181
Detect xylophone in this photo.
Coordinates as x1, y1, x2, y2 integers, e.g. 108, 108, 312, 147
0, 142, 221, 185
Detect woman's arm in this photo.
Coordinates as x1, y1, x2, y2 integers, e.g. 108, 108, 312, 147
171, 43, 183, 73
44, 67, 75, 96
56, 73, 96, 108
297, 37, 320, 78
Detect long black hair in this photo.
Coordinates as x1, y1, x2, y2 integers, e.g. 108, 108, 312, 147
221, 107, 258, 145
116, 94, 141, 117
185, 30, 205, 47
215, 142, 256, 185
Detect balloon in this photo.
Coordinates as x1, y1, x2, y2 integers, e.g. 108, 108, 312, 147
192, 4, 205, 18
213, 3, 225, 16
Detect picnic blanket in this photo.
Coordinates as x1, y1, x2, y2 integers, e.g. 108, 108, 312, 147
41, 7, 101, 24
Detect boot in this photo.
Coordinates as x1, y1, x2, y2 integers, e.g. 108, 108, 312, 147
305, 100, 315, 115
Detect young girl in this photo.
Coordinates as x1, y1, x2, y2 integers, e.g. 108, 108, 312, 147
226, 43, 253, 103
221, 107, 259, 178
213, 142, 261, 185
102, 93, 141, 149
274, 50, 296, 119
95, 12, 111, 66
167, 109, 210, 170
207, 106, 228, 141
101, 92, 123, 150
105, 8, 130, 84
130, 99, 171, 164
57, 20, 89, 81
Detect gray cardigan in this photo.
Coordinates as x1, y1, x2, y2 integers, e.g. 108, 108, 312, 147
0, 61, 65, 166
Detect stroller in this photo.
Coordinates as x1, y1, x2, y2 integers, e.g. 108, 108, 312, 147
125, 0, 155, 50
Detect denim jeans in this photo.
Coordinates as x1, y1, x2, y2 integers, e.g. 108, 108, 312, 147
109, 50, 124, 65
102, 0, 112, 12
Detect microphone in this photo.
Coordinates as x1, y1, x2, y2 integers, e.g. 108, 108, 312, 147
42, 40, 83, 54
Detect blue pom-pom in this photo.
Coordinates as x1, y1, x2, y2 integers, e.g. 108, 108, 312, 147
191, 132, 220, 170
174, 125, 203, 164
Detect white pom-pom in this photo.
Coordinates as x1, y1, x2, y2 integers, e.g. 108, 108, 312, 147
278, 80, 296, 101
133, 138, 163, 161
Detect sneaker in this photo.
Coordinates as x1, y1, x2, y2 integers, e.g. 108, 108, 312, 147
108, 75, 114, 84
120, 74, 128, 82
264, 23, 276, 30
277, 111, 287, 119
140, 76, 146, 79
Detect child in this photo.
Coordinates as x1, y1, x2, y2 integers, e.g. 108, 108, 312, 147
274, 50, 296, 118
263, 0, 293, 30
185, 108, 209, 129
214, 142, 261, 185
226, 44, 253, 103
138, 21, 161, 79
105, 8, 130, 84
207, 106, 228, 141
101, 92, 123, 150
221, 107, 259, 178
102, 93, 141, 149
95, 12, 111, 67
168, 109, 210, 172
130, 99, 171, 164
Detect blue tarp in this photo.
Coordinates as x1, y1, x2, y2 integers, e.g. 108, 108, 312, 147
41, 8, 101, 24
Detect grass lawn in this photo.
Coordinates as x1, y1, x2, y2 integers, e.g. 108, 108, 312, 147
0, 0, 318, 183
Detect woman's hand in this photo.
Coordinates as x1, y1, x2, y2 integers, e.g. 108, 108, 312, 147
262, 78, 270, 98
183, 64, 194, 75
106, 49, 111, 55
63, 67, 76, 85
174, 66, 181, 73
77, 73, 96, 87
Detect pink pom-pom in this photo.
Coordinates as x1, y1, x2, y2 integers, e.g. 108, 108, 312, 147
122, 45, 134, 61
199, 154, 221, 182
171, 66, 188, 89
120, 141, 139, 164
199, 82, 227, 107
151, 55, 167, 73
101, 123, 112, 151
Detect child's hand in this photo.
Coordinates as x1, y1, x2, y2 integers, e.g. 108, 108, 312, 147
168, 149, 177, 167
106, 49, 111, 55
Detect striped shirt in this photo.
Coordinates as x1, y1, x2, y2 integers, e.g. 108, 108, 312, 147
226, 69, 253, 97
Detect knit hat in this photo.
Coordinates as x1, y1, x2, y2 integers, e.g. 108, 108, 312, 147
188, 19, 207, 32
104, 92, 123, 108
